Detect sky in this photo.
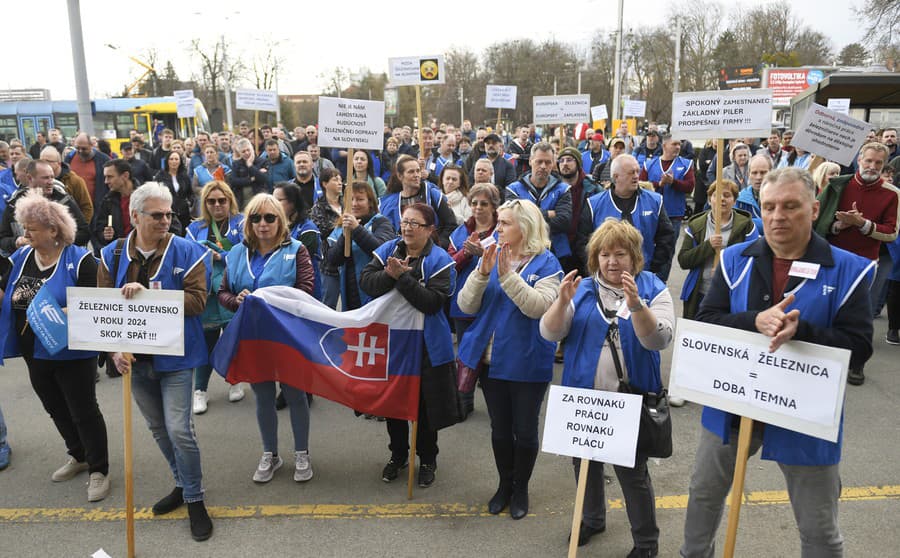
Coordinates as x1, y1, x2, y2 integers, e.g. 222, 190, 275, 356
6, 0, 864, 100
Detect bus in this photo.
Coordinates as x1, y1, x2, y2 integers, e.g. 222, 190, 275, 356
0, 96, 210, 152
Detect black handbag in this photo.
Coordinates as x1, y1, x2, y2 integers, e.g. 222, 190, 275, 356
605, 321, 673, 459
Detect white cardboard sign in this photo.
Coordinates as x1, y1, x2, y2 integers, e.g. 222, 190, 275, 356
591, 104, 608, 122
826, 98, 851, 115
235, 88, 279, 112
623, 99, 647, 118
670, 89, 773, 140
174, 89, 196, 118
486, 85, 517, 110
669, 319, 849, 442
533, 94, 591, 125
317, 97, 385, 150
790, 103, 870, 167
388, 55, 446, 86
541, 385, 643, 468
67, 288, 185, 356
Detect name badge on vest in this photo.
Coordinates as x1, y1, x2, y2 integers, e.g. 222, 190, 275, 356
150, 281, 162, 290
616, 302, 631, 320
788, 261, 820, 280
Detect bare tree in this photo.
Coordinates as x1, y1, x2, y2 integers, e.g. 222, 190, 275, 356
252, 42, 284, 91
856, 0, 900, 47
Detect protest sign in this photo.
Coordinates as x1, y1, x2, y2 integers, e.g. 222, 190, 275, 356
388, 55, 446, 86
486, 85, 517, 109
174, 89, 196, 118
670, 89, 773, 140
317, 97, 385, 151
542, 385, 643, 468
790, 103, 870, 166
623, 99, 647, 118
66, 287, 185, 356
533, 94, 591, 125
384, 88, 398, 117
826, 98, 851, 115
235, 88, 279, 112
591, 104, 608, 122
669, 318, 849, 442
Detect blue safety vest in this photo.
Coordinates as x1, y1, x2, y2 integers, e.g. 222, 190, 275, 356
100, 234, 211, 372
0, 245, 97, 362
586, 188, 663, 266
291, 220, 322, 300
457, 250, 562, 382
506, 175, 572, 258
644, 156, 691, 219
378, 182, 445, 233
561, 272, 667, 393
328, 213, 385, 307
186, 215, 245, 328
701, 239, 875, 466
226, 239, 303, 293
582, 150, 611, 175
448, 224, 498, 320
371, 238, 456, 366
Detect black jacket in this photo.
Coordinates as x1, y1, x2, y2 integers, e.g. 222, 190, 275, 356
0, 183, 91, 254
696, 234, 873, 369
153, 170, 192, 234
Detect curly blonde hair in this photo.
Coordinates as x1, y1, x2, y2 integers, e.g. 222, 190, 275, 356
14, 189, 77, 245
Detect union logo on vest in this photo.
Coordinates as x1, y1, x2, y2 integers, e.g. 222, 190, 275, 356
320, 323, 390, 381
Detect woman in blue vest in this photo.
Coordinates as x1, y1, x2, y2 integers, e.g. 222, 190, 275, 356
310, 168, 345, 309
359, 203, 459, 489
447, 183, 501, 419
186, 181, 245, 414
349, 150, 386, 198
678, 180, 757, 320
274, 182, 323, 301
0, 191, 109, 502
541, 219, 675, 556
191, 145, 232, 204
325, 181, 394, 311
379, 154, 457, 248
217, 194, 316, 484
457, 200, 563, 520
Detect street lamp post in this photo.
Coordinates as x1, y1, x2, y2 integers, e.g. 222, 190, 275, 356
612, 0, 624, 123
67, 0, 94, 136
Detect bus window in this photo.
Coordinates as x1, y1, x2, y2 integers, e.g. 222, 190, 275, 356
54, 115, 78, 141
0, 117, 17, 142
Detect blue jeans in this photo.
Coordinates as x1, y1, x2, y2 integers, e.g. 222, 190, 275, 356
130, 363, 205, 503
194, 327, 223, 392
251, 381, 310, 454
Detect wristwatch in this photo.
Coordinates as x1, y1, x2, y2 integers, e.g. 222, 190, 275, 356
628, 301, 645, 312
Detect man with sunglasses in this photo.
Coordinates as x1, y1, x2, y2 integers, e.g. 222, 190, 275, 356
99, 183, 214, 542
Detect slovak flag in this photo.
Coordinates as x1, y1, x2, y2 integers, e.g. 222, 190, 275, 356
211, 286, 425, 421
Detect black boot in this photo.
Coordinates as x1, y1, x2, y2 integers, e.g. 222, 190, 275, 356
152, 486, 184, 515
187, 501, 213, 541
510, 445, 539, 520
488, 438, 514, 514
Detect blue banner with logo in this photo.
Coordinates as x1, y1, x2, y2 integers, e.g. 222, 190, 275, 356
26, 287, 68, 355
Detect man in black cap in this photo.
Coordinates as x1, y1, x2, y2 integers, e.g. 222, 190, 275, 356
633, 130, 662, 169
481, 133, 517, 190
558, 146, 602, 272
120, 142, 153, 184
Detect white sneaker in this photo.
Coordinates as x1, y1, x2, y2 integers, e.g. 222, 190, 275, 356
253, 452, 283, 483
228, 383, 245, 402
669, 396, 686, 407
193, 390, 208, 415
294, 451, 313, 482
87, 472, 110, 502
51, 456, 88, 482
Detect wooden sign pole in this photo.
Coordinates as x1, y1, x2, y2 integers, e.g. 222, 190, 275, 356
714, 137, 725, 266
415, 86, 424, 157
344, 147, 354, 257
723, 416, 754, 557
122, 354, 135, 558
567, 458, 590, 558
496, 108, 502, 131
407, 420, 418, 500
254, 111, 260, 153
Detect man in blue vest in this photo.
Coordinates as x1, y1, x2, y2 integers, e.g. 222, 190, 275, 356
576, 154, 675, 281
101, 184, 214, 542
633, 130, 662, 168
581, 133, 611, 177
640, 135, 694, 272
681, 167, 874, 558
506, 142, 573, 265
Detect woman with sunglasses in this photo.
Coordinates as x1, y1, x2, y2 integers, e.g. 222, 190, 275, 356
349, 150, 386, 198
447, 183, 501, 419
218, 194, 316, 484
325, 182, 394, 311
359, 203, 459, 488
380, 154, 458, 249
457, 199, 562, 520
186, 181, 245, 414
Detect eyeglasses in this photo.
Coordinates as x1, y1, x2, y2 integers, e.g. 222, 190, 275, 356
470, 200, 491, 207
141, 210, 174, 221
400, 219, 426, 229
249, 213, 278, 224
205, 197, 228, 206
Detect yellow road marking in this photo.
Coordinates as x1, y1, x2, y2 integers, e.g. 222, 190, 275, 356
2, 485, 898, 523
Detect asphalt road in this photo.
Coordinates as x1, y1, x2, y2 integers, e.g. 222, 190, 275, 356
0, 261, 898, 558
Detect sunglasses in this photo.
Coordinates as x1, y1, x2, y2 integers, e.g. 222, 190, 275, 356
470, 200, 491, 207
140, 211, 175, 221
249, 213, 278, 224
206, 197, 228, 206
